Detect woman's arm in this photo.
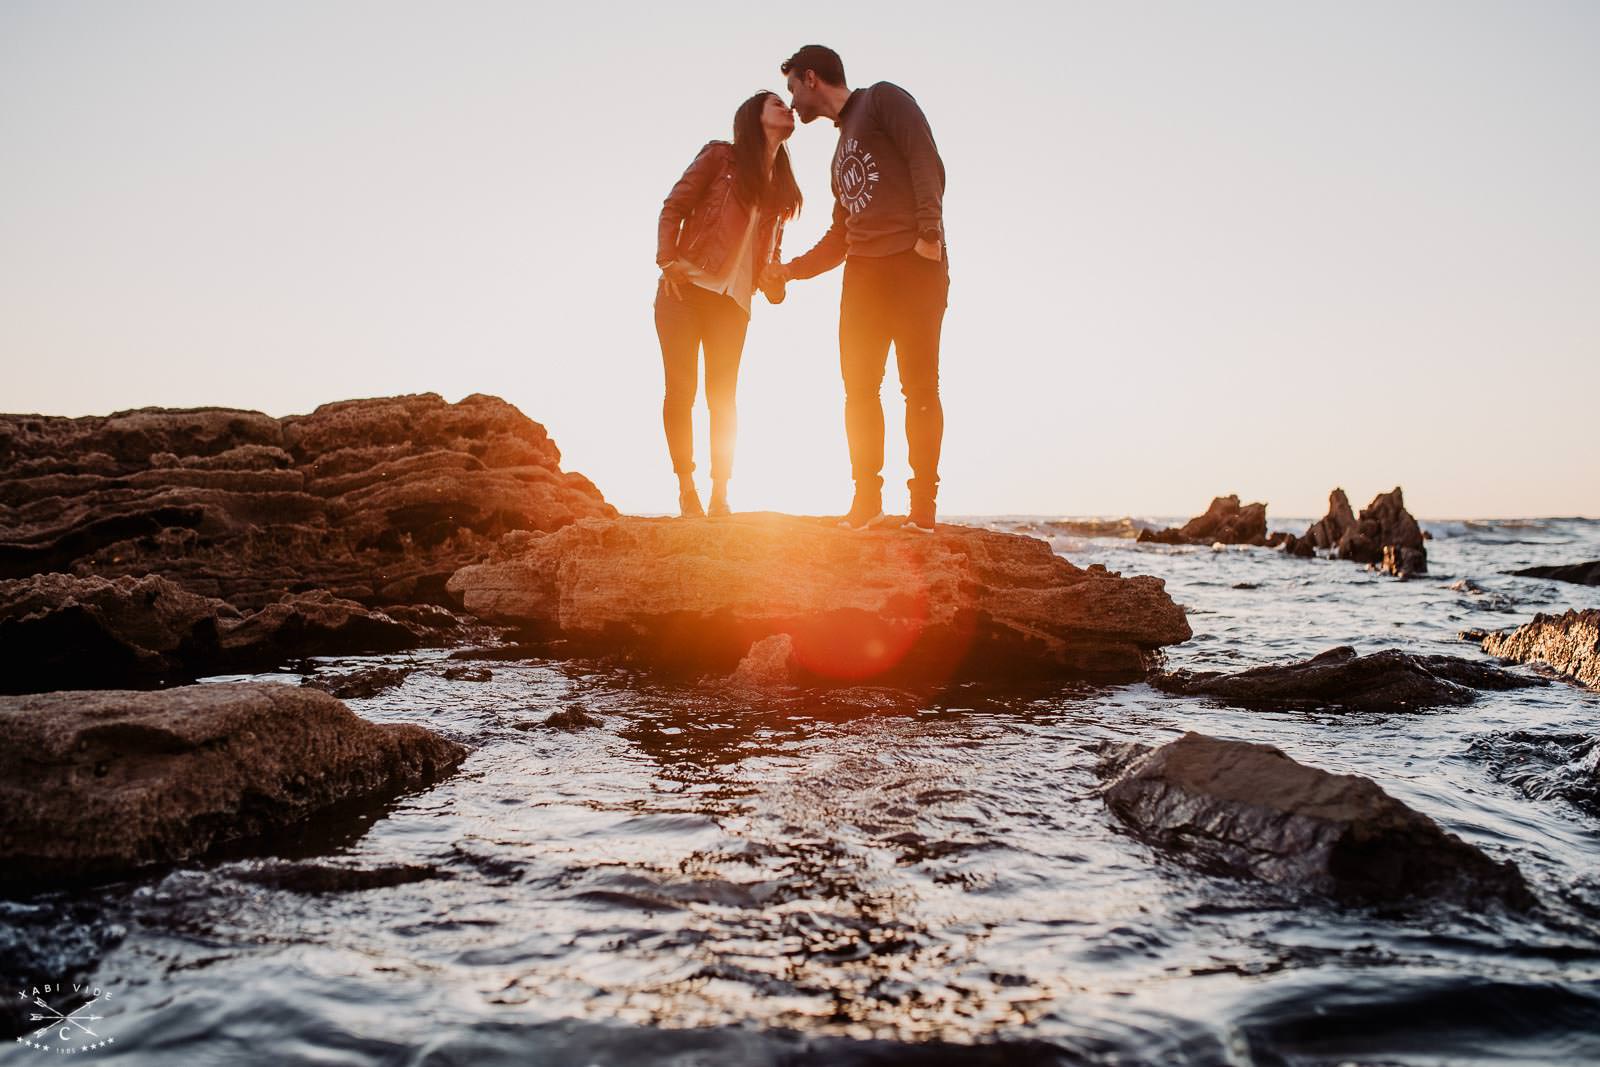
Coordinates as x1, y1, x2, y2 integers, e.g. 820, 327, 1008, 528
657, 142, 724, 268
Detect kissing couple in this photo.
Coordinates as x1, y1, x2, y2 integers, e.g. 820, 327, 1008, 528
654, 43, 949, 532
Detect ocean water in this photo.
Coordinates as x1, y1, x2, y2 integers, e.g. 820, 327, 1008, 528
5, 518, 1599, 1066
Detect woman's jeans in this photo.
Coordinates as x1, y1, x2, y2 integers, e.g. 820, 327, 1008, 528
653, 279, 749, 481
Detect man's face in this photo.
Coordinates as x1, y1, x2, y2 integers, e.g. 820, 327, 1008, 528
785, 70, 822, 124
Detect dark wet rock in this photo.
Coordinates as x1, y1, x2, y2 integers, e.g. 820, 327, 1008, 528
234, 860, 444, 894
441, 664, 493, 682
1479, 609, 1600, 690
1097, 732, 1532, 907
1509, 560, 1600, 587
0, 684, 466, 888
447, 514, 1193, 684
530, 707, 604, 731
0, 393, 614, 610
302, 665, 414, 700
0, 573, 229, 693
1152, 646, 1543, 712
1137, 495, 1268, 547
0, 574, 430, 692
1275, 487, 1426, 577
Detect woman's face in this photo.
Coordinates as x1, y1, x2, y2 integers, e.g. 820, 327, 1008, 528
760, 94, 795, 142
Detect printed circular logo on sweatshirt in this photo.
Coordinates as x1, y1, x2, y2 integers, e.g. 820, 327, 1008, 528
835, 137, 879, 214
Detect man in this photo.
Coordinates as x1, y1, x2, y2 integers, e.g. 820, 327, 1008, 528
765, 44, 949, 532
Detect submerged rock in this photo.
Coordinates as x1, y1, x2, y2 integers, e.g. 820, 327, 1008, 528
0, 684, 466, 887
446, 514, 1192, 684
0, 393, 614, 610
1478, 609, 1600, 690
234, 860, 444, 894
1137, 495, 1268, 547
1508, 561, 1600, 587
1153, 646, 1542, 711
1097, 732, 1531, 907
302, 665, 414, 700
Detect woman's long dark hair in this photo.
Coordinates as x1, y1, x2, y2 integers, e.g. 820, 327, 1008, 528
732, 91, 802, 221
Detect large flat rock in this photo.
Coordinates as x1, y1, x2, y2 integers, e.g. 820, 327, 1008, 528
446, 514, 1191, 684
1098, 732, 1530, 906
0, 684, 466, 887
1479, 609, 1600, 690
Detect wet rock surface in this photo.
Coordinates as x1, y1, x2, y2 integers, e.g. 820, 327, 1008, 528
0, 573, 433, 693
1097, 732, 1532, 906
1153, 645, 1543, 711
1509, 560, 1600, 587
0, 684, 466, 888
1478, 609, 1600, 690
1137, 495, 1269, 547
446, 514, 1193, 684
0, 393, 614, 610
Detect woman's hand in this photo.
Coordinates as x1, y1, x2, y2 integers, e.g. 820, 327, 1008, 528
659, 261, 690, 300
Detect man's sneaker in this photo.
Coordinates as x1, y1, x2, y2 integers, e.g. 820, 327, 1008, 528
707, 486, 731, 518
907, 497, 936, 533
837, 485, 886, 530
678, 487, 705, 518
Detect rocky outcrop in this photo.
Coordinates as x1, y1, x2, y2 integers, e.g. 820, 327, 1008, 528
447, 514, 1192, 684
0, 393, 614, 610
1478, 610, 1600, 690
1509, 561, 1600, 587
0, 684, 466, 887
1275, 487, 1427, 577
1153, 645, 1542, 712
1097, 732, 1531, 907
0, 573, 427, 693
1137, 495, 1268, 547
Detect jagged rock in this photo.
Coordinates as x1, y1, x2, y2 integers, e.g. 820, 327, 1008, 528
1479, 610, 1600, 690
1509, 561, 1600, 587
1097, 732, 1531, 906
1153, 646, 1542, 711
728, 633, 799, 687
1137, 495, 1268, 547
447, 514, 1192, 684
302, 665, 414, 700
0, 574, 430, 693
1274, 487, 1427, 577
0, 684, 466, 887
441, 664, 493, 682
0, 393, 614, 609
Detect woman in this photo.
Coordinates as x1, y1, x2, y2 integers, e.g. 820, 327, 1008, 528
655, 90, 801, 517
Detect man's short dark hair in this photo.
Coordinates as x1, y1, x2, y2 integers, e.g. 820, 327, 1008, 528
781, 45, 846, 88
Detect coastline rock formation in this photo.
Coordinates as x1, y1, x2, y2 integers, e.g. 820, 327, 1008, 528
1508, 561, 1600, 587
1137, 495, 1268, 547
0, 393, 614, 610
0, 684, 466, 887
1097, 732, 1531, 906
1477, 610, 1600, 690
447, 514, 1193, 684
1275, 487, 1427, 578
1153, 646, 1542, 712
0, 572, 427, 693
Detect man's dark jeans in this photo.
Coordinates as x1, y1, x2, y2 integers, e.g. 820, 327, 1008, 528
839, 249, 948, 501
653, 279, 749, 480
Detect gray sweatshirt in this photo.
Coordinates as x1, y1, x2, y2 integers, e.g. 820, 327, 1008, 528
788, 82, 946, 279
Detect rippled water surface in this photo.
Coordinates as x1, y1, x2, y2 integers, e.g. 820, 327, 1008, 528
6, 518, 1600, 1065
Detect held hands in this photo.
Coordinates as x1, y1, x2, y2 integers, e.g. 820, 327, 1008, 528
759, 261, 791, 304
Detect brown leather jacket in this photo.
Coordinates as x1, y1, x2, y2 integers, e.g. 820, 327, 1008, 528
657, 140, 785, 296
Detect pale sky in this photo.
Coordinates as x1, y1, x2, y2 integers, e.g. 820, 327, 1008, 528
3, 1, 1596, 519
